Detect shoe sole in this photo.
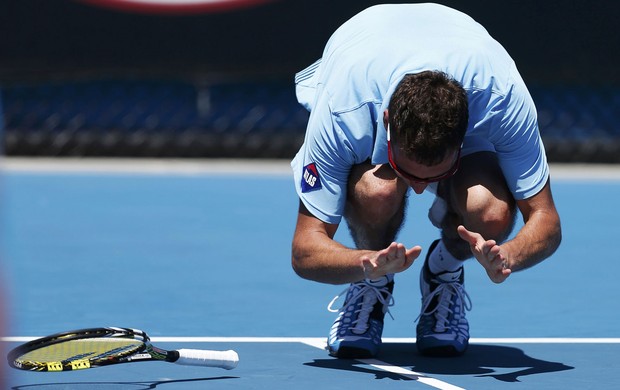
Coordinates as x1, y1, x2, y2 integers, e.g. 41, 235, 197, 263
329, 346, 377, 359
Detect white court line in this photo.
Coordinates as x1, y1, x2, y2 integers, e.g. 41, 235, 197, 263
3, 336, 620, 343
360, 359, 465, 390
299, 338, 465, 390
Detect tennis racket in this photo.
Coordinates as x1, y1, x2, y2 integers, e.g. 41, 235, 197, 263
7, 327, 238, 372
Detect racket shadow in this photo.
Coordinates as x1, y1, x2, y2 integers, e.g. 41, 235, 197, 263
11, 376, 239, 390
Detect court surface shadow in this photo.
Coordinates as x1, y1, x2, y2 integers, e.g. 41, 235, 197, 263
306, 343, 573, 382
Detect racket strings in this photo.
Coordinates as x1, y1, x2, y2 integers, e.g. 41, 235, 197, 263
18, 338, 143, 363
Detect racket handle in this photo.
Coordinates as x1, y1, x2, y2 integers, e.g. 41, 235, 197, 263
175, 349, 239, 369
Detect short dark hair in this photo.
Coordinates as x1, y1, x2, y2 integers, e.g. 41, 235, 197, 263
388, 71, 468, 165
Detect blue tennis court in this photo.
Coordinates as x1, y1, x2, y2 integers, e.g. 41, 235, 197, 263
2, 159, 619, 389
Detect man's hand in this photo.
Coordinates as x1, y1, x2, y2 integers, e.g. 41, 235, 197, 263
457, 225, 511, 283
361, 242, 422, 280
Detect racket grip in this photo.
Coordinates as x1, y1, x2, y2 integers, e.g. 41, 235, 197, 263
175, 349, 239, 369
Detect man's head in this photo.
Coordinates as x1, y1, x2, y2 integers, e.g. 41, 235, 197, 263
385, 71, 468, 190
387, 71, 468, 166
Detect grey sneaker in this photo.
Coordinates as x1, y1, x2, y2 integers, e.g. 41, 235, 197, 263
327, 276, 394, 358
416, 240, 472, 356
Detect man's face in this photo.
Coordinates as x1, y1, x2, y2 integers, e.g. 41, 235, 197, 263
387, 124, 461, 194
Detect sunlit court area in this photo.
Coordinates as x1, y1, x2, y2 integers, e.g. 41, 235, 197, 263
1, 1, 619, 389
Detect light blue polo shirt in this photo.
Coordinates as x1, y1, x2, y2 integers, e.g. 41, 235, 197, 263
292, 3, 548, 225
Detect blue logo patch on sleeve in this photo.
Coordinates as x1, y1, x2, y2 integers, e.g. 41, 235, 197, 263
301, 163, 322, 193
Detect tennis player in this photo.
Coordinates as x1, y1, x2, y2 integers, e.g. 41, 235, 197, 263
290, 3, 561, 358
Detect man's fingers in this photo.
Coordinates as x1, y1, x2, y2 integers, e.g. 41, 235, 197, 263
456, 226, 512, 284
457, 225, 482, 246
456, 225, 471, 240
373, 243, 422, 275
406, 245, 422, 260
397, 245, 420, 270
483, 241, 498, 257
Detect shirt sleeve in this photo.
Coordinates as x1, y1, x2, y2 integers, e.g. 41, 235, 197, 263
491, 69, 549, 200
291, 88, 377, 224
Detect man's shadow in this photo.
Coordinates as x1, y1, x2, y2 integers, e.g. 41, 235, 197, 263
305, 343, 573, 382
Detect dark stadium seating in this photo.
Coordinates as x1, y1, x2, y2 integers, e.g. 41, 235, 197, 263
2, 79, 619, 162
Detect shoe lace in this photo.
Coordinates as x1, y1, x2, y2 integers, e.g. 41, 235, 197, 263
415, 280, 472, 332
327, 281, 395, 334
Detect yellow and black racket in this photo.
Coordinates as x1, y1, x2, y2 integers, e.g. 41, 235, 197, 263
7, 327, 238, 372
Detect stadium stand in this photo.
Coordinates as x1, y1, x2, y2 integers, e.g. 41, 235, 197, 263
2, 78, 619, 162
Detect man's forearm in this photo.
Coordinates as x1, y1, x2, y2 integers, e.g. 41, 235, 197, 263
502, 210, 562, 272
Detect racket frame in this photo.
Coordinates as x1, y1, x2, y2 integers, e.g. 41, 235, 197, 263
7, 327, 181, 372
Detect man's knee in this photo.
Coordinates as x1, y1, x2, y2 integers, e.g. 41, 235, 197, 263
346, 163, 407, 222
461, 184, 516, 240
440, 190, 516, 260
439, 152, 517, 252
344, 163, 408, 250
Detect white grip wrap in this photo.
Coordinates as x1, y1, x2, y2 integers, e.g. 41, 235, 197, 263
175, 349, 238, 369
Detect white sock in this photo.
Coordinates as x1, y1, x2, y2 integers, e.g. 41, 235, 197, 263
428, 240, 464, 274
